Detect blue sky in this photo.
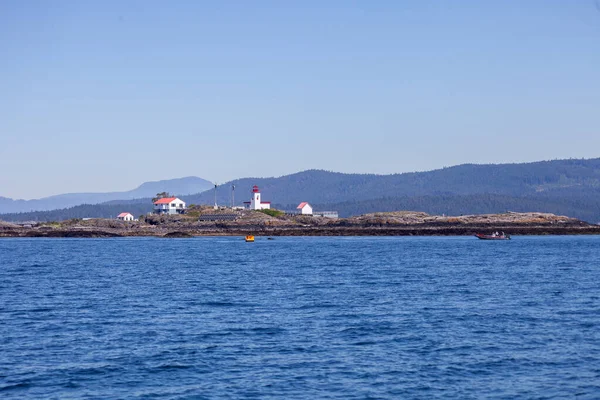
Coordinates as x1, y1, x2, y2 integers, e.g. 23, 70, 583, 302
1, 1, 599, 199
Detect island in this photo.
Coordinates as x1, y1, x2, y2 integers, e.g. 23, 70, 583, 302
1, 208, 599, 238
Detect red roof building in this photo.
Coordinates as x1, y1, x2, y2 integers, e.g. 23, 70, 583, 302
117, 212, 134, 221
297, 202, 313, 215
153, 197, 186, 214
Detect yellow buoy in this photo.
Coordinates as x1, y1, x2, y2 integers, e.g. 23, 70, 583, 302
245, 235, 255, 242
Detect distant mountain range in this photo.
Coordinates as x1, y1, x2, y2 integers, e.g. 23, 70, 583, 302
2, 158, 600, 223
0, 176, 213, 214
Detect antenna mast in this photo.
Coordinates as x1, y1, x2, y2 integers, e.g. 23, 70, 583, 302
231, 184, 235, 208
214, 183, 218, 209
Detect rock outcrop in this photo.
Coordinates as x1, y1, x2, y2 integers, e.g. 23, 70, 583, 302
1, 211, 598, 238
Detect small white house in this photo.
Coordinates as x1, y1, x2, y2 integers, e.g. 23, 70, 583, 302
153, 197, 186, 215
297, 202, 313, 215
244, 185, 271, 210
117, 212, 134, 221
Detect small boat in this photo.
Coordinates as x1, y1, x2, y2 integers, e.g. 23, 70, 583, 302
475, 232, 511, 240
245, 235, 255, 242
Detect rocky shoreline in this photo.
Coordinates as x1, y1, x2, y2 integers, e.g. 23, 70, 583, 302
1, 211, 599, 238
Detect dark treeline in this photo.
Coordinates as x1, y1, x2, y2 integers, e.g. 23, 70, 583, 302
277, 190, 600, 223
0, 203, 152, 222
4, 191, 598, 223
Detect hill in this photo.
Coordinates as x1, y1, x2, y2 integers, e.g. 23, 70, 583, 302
0, 176, 213, 214
2, 158, 600, 223
301, 190, 600, 222
183, 158, 600, 206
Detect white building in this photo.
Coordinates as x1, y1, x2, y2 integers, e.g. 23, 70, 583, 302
244, 185, 271, 210
117, 212, 134, 221
153, 197, 186, 214
297, 202, 313, 215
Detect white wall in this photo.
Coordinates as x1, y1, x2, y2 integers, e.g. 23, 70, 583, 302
249, 192, 270, 210
169, 198, 186, 209
250, 192, 261, 210
300, 204, 313, 215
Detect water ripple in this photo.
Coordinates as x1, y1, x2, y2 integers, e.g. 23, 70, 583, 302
1, 236, 600, 399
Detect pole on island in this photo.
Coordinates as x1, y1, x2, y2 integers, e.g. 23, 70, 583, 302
214, 183, 218, 210
231, 184, 235, 208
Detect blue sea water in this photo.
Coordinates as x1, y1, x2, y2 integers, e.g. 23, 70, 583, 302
1, 236, 599, 399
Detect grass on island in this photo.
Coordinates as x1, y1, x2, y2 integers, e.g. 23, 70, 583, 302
184, 210, 202, 219
257, 209, 285, 218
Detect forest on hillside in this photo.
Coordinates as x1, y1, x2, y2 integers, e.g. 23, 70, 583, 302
0, 204, 153, 223
2, 158, 600, 223
294, 190, 600, 223
3, 189, 600, 223
182, 158, 600, 206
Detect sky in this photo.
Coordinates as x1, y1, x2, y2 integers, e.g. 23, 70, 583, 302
1, 0, 599, 199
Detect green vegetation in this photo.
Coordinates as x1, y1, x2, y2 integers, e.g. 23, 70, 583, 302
152, 192, 172, 203
185, 210, 201, 219
257, 209, 285, 218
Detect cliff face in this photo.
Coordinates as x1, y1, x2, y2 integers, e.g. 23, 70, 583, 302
1, 211, 599, 238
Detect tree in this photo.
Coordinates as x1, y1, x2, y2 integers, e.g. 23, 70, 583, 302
152, 192, 171, 202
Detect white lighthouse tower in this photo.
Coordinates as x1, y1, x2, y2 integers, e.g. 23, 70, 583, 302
245, 185, 271, 210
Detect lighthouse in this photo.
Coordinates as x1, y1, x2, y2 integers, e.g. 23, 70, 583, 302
244, 185, 271, 210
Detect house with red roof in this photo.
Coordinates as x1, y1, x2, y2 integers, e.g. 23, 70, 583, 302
153, 197, 186, 215
297, 202, 313, 215
117, 212, 134, 221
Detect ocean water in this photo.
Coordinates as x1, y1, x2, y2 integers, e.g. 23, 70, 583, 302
1, 236, 599, 399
